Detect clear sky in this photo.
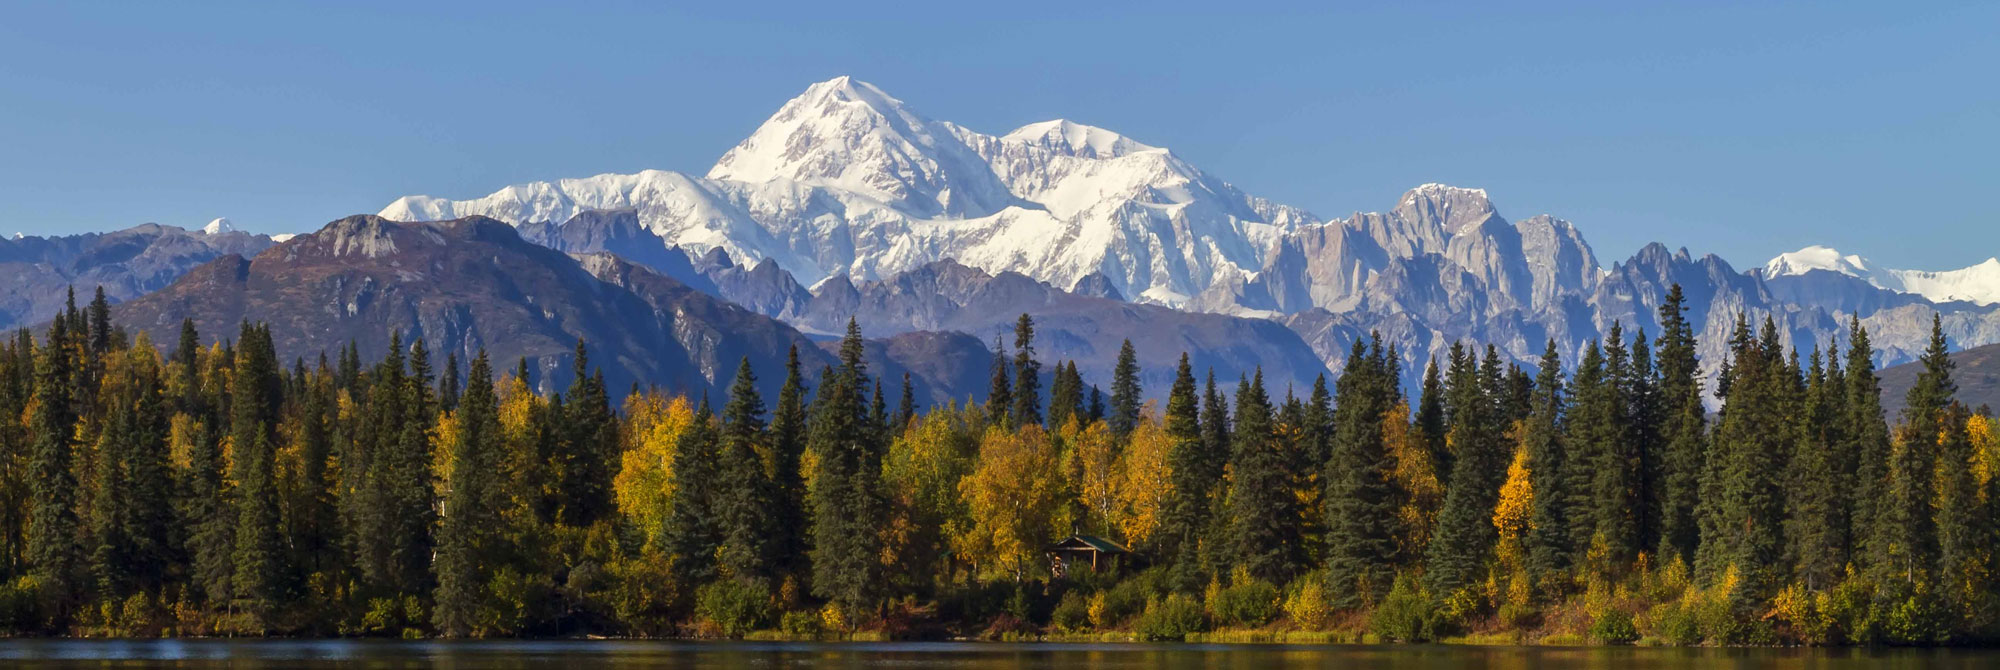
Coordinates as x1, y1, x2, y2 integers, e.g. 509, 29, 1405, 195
2, 1, 1994, 271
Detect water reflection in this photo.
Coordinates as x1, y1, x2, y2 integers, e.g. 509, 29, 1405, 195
0, 640, 1991, 670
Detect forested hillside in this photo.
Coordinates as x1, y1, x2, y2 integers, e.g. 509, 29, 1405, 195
0, 283, 1991, 645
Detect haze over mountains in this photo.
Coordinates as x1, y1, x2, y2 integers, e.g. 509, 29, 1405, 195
3, 76, 1995, 402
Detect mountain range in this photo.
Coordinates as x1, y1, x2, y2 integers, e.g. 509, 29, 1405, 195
4, 76, 1995, 404
374, 76, 2000, 393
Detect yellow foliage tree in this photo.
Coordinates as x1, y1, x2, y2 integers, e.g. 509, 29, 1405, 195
1384, 398, 1442, 562
1118, 413, 1174, 548
1970, 413, 1996, 499
612, 391, 693, 551
956, 424, 1064, 581
882, 403, 979, 586
1063, 417, 1122, 538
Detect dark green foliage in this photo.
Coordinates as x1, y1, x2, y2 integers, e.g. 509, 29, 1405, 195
433, 352, 507, 637
808, 320, 887, 616
1155, 354, 1211, 593
768, 345, 810, 584
1109, 339, 1141, 436
715, 357, 777, 584
986, 336, 1011, 429
1012, 314, 1041, 427
1695, 317, 1791, 612
1522, 341, 1571, 590
558, 339, 618, 527
1221, 370, 1305, 584
664, 396, 720, 590
1325, 337, 1397, 608
1425, 343, 1507, 595
28, 316, 81, 616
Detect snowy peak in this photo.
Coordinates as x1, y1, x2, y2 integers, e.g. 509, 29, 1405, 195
203, 217, 237, 235
1396, 183, 1498, 235
706, 75, 1014, 218
1764, 245, 2000, 306
1000, 119, 1158, 159
1764, 245, 1871, 278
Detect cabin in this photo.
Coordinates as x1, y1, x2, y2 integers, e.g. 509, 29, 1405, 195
1045, 535, 1129, 579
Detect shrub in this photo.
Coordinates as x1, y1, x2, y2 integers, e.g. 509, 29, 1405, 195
780, 610, 823, 638
1588, 609, 1639, 644
1283, 574, 1332, 630
1369, 573, 1440, 643
1210, 576, 1281, 628
1877, 594, 1944, 645
695, 581, 771, 637
1051, 591, 1091, 632
0, 576, 43, 632
1093, 574, 1156, 628
1135, 594, 1207, 641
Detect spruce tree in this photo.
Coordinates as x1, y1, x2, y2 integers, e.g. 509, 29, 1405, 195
768, 345, 810, 584
1874, 314, 1952, 586
1109, 339, 1142, 437
1011, 314, 1041, 427
1522, 341, 1571, 591
986, 336, 1011, 428
1698, 316, 1790, 611
1221, 369, 1305, 583
1427, 344, 1514, 595
1156, 354, 1208, 592
29, 316, 83, 616
1787, 347, 1848, 589
808, 320, 886, 617
1843, 317, 1891, 572
434, 352, 506, 637
1414, 357, 1447, 478
559, 339, 618, 526
715, 357, 777, 584
1325, 337, 1397, 608
663, 395, 720, 588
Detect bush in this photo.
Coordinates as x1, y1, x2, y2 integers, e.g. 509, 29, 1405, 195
780, 610, 823, 637
1051, 591, 1091, 632
0, 576, 43, 632
695, 580, 772, 638
1282, 574, 1332, 630
1588, 609, 1639, 644
1092, 572, 1157, 628
1135, 593, 1207, 641
1369, 573, 1440, 643
1210, 575, 1281, 628
1877, 594, 1944, 645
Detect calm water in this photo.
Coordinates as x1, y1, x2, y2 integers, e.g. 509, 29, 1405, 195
0, 640, 1990, 669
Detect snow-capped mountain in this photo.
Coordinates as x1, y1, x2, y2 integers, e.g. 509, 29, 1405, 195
378, 76, 2000, 391
381, 76, 1311, 306
1765, 245, 2000, 306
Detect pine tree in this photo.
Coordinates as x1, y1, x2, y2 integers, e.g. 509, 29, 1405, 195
768, 345, 811, 584
1874, 314, 1952, 586
896, 372, 915, 432
1325, 337, 1397, 608
1787, 347, 1848, 589
1221, 369, 1305, 583
1522, 341, 1572, 592
1414, 357, 1448, 479
1155, 355, 1208, 592
1654, 284, 1706, 565
808, 319, 887, 617
231, 432, 286, 630
715, 357, 777, 584
1697, 316, 1790, 611
1109, 339, 1142, 437
663, 395, 720, 589
1426, 341, 1508, 595
438, 351, 461, 412
86, 286, 111, 357
28, 316, 82, 617
986, 336, 1012, 429
1012, 314, 1042, 427
1843, 317, 1891, 573
559, 339, 618, 526
434, 352, 506, 637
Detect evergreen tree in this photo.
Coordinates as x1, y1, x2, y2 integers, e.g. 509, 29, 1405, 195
1787, 347, 1849, 589
86, 286, 111, 357
1843, 317, 1891, 573
1155, 355, 1208, 592
1109, 339, 1142, 437
1697, 316, 1790, 611
438, 351, 461, 412
896, 372, 915, 432
1414, 357, 1448, 478
434, 352, 506, 637
1012, 314, 1041, 427
986, 336, 1011, 429
1522, 340, 1572, 591
1654, 284, 1706, 565
663, 395, 720, 588
1221, 369, 1305, 583
768, 345, 811, 584
715, 357, 778, 584
1325, 337, 1397, 608
1427, 342, 1501, 595
808, 320, 887, 617
559, 339, 618, 526
1874, 314, 1952, 586
29, 316, 84, 617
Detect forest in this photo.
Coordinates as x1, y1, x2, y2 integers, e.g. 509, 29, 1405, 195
0, 283, 1993, 646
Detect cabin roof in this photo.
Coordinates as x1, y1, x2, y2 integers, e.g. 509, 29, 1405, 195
1047, 535, 1129, 554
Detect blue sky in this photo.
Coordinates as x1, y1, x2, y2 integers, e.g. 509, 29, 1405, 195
1, 1, 1994, 271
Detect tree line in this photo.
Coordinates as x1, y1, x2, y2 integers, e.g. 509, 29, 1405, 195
0, 285, 1992, 644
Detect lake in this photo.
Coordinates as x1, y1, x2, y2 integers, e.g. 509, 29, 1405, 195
0, 641, 1994, 669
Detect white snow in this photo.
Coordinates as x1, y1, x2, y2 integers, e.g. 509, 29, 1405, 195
202, 217, 237, 235
1765, 245, 2000, 306
270, 233, 298, 243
